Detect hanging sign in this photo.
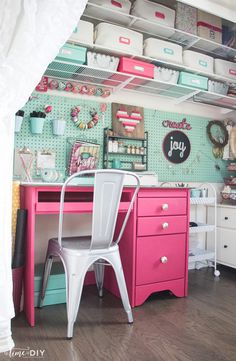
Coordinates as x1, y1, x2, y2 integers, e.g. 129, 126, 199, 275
162, 118, 192, 130
163, 130, 191, 164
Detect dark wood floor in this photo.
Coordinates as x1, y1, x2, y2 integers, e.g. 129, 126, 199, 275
4, 266, 236, 361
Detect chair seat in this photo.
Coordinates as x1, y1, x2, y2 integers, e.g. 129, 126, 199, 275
49, 236, 118, 255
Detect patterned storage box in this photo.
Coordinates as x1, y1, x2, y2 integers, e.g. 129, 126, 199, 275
154, 67, 179, 84
89, 0, 131, 13
68, 20, 94, 46
178, 72, 208, 90
222, 25, 236, 48
87, 52, 119, 71
215, 59, 236, 80
197, 10, 222, 44
183, 50, 214, 73
144, 38, 183, 64
131, 0, 175, 38
94, 23, 143, 56
118, 57, 154, 78
208, 80, 229, 95
175, 2, 197, 35
56, 43, 87, 64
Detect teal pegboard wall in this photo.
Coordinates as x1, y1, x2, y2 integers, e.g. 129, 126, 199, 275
14, 92, 228, 182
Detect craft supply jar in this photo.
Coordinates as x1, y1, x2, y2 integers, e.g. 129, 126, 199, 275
112, 139, 118, 153
139, 147, 145, 155
108, 140, 113, 153
127, 145, 131, 154
118, 141, 125, 153
135, 146, 140, 155
131, 145, 136, 154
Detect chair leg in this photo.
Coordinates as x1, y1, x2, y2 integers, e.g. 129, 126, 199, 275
108, 251, 133, 324
65, 261, 88, 339
38, 255, 54, 308
94, 260, 105, 298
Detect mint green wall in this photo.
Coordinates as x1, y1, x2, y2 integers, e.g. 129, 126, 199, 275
14, 92, 227, 182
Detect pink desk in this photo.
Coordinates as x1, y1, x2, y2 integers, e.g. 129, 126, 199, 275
21, 185, 189, 326
20, 184, 135, 326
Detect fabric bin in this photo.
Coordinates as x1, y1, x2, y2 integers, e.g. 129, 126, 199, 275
89, 0, 131, 13
154, 67, 179, 84
178, 72, 208, 90
118, 57, 154, 78
197, 10, 222, 44
144, 38, 183, 64
68, 20, 94, 46
208, 80, 229, 95
183, 50, 214, 73
131, 0, 175, 38
215, 59, 236, 80
222, 25, 236, 48
94, 23, 143, 56
56, 43, 87, 64
87, 51, 119, 71
175, 2, 197, 35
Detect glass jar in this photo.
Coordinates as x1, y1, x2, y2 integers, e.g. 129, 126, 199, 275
139, 147, 145, 155
108, 140, 113, 153
127, 145, 131, 154
118, 141, 125, 153
131, 145, 136, 154
112, 139, 118, 153
135, 146, 140, 155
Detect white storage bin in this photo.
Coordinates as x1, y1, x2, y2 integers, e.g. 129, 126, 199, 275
154, 67, 179, 84
68, 20, 94, 46
87, 52, 119, 71
95, 23, 143, 55
215, 59, 236, 80
89, 0, 131, 13
208, 80, 229, 95
144, 38, 183, 64
183, 50, 214, 73
131, 0, 175, 38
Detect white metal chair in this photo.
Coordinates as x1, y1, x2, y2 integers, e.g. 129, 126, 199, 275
38, 169, 140, 339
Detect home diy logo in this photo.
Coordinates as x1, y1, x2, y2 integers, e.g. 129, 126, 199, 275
4, 347, 46, 358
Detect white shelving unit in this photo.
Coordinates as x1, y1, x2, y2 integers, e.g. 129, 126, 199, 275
42, 1, 236, 112
189, 183, 220, 276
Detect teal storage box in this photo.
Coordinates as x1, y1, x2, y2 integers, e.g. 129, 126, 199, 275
56, 43, 87, 64
178, 72, 208, 90
34, 289, 66, 307
34, 262, 66, 306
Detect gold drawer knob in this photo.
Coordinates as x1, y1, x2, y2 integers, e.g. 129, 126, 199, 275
161, 256, 168, 264
162, 203, 169, 210
162, 222, 169, 229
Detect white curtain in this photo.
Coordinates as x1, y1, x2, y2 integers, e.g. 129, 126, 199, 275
0, 0, 88, 352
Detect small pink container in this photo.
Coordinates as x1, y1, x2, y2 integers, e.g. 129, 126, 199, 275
118, 57, 154, 78
12, 267, 24, 315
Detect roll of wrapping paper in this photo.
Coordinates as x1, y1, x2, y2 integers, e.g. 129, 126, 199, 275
12, 181, 20, 255
12, 209, 27, 268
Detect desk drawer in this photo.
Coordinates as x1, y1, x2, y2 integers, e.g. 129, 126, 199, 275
138, 197, 187, 217
137, 215, 187, 236
136, 234, 186, 285
217, 207, 236, 229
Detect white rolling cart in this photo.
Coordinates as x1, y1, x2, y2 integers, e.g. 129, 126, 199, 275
189, 183, 220, 277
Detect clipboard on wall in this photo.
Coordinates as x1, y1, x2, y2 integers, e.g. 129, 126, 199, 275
36, 150, 56, 175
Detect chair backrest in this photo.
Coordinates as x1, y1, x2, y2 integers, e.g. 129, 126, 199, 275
58, 170, 140, 249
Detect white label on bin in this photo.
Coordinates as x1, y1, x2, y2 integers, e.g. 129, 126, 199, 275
134, 65, 144, 72
191, 79, 200, 84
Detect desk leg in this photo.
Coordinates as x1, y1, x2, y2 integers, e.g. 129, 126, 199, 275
23, 188, 36, 326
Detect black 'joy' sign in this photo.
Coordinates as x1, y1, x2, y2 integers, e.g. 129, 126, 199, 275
162, 130, 191, 164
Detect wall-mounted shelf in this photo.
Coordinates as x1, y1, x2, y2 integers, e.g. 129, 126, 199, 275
83, 2, 236, 61
103, 128, 148, 171
44, 61, 236, 111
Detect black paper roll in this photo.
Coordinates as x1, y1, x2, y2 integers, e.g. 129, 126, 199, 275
12, 209, 27, 269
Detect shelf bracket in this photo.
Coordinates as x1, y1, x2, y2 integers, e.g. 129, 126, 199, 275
173, 90, 200, 105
